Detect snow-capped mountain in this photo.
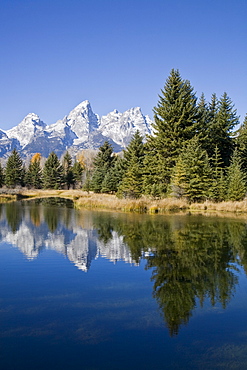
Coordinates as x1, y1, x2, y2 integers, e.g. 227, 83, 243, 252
6, 113, 46, 147
99, 107, 152, 147
0, 100, 153, 158
0, 129, 20, 156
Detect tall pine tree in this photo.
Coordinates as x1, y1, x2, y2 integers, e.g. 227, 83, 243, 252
236, 114, 247, 173
143, 69, 199, 196
43, 152, 64, 189
25, 153, 42, 189
72, 160, 84, 188
62, 151, 74, 189
118, 131, 145, 198
227, 149, 246, 201
171, 137, 212, 202
210, 93, 239, 167
209, 146, 226, 202
101, 155, 125, 194
90, 141, 115, 193
5, 149, 24, 188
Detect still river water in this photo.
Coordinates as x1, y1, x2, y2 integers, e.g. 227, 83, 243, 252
1, 198, 247, 369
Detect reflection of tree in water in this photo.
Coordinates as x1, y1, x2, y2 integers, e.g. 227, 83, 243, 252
5, 202, 23, 233
93, 213, 145, 263
145, 220, 238, 336
94, 215, 113, 244
93, 213, 244, 336
29, 203, 41, 226
35, 198, 73, 232
44, 206, 59, 232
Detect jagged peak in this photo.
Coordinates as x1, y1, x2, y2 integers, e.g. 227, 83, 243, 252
68, 100, 92, 115
124, 106, 142, 114
25, 112, 41, 120
0, 100, 153, 157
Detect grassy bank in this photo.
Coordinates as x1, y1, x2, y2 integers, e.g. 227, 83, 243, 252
1, 189, 247, 215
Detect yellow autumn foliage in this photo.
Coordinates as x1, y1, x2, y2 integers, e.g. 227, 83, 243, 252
31, 153, 41, 163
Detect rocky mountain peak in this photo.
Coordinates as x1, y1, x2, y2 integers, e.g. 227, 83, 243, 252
0, 100, 153, 158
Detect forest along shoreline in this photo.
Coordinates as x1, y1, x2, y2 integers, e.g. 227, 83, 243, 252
1, 189, 247, 217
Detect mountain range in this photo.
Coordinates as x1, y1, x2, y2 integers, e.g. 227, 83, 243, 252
0, 100, 153, 158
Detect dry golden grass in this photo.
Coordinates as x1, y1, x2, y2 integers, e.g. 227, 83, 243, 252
2, 188, 247, 215
74, 194, 188, 213
190, 200, 247, 213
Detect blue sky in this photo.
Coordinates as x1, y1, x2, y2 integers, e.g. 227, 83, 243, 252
0, 0, 246, 130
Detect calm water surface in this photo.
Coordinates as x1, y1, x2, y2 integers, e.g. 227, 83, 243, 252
1, 199, 247, 369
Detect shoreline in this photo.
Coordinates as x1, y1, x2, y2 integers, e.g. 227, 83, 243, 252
1, 189, 247, 217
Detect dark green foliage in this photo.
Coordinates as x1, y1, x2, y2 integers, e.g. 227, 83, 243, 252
5, 202, 23, 233
83, 170, 92, 193
25, 159, 42, 189
63, 151, 74, 189
142, 149, 168, 197
90, 141, 115, 193
143, 69, 199, 195
171, 137, 212, 201
0, 162, 4, 187
236, 114, 247, 173
72, 160, 84, 188
210, 146, 226, 201
42, 152, 64, 189
101, 155, 125, 193
118, 131, 145, 198
204, 93, 219, 158
44, 206, 58, 232
5, 149, 24, 188
227, 150, 246, 201
197, 93, 212, 151
210, 93, 239, 167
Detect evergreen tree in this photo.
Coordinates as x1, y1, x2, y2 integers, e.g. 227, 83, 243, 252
143, 69, 199, 195
205, 93, 219, 158
236, 114, 247, 173
171, 137, 212, 202
211, 93, 239, 167
90, 141, 115, 193
5, 149, 24, 188
83, 170, 92, 193
227, 150, 246, 201
101, 155, 125, 193
118, 131, 145, 198
0, 162, 4, 187
210, 146, 226, 201
197, 93, 211, 152
72, 160, 84, 188
25, 153, 42, 189
42, 152, 64, 189
170, 155, 187, 198
62, 151, 74, 189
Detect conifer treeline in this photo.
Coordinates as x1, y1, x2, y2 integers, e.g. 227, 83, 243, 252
88, 69, 247, 202
1, 69, 247, 202
0, 149, 83, 190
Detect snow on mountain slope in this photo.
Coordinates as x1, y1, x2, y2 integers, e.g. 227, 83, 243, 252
0, 101, 153, 158
0, 129, 20, 157
99, 107, 152, 147
65, 100, 100, 145
6, 113, 47, 148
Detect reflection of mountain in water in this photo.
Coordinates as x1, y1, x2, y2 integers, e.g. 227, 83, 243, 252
0, 200, 137, 271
